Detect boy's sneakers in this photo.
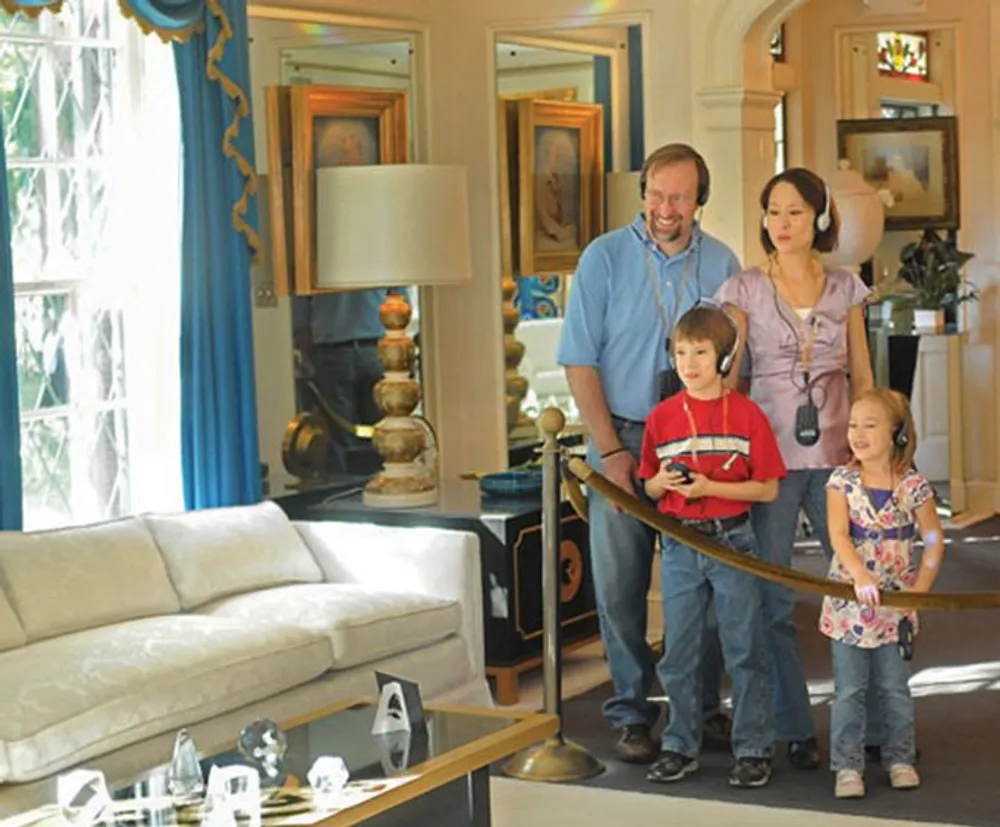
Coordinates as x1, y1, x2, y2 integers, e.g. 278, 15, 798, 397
835, 769, 866, 798
647, 751, 698, 782
888, 763, 920, 790
729, 757, 772, 788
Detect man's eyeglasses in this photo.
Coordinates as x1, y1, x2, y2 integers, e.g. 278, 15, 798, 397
645, 193, 697, 208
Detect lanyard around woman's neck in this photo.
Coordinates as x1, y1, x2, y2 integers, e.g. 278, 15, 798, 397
767, 257, 823, 384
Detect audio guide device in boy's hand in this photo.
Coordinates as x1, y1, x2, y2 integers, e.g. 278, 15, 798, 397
665, 462, 695, 484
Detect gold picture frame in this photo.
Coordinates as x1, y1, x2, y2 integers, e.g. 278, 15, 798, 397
497, 90, 581, 280
516, 99, 604, 276
269, 85, 409, 295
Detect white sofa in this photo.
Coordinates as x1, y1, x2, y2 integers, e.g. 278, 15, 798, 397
0, 501, 489, 816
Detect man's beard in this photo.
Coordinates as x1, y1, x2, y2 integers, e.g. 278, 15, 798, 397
648, 214, 685, 244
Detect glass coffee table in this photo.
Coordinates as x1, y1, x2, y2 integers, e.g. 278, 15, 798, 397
6, 701, 557, 827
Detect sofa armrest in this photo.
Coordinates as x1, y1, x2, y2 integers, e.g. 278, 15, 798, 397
291, 522, 485, 681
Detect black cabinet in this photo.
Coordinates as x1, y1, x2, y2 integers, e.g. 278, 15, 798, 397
274, 478, 599, 704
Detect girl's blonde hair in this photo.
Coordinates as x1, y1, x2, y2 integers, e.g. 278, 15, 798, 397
850, 388, 917, 473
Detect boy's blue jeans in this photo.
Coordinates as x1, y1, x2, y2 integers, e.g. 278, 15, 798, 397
830, 641, 915, 771
658, 521, 774, 759
587, 420, 723, 731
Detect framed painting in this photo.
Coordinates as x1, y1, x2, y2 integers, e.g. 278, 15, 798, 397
516, 99, 604, 275
836, 115, 960, 231
497, 90, 583, 279
289, 86, 408, 294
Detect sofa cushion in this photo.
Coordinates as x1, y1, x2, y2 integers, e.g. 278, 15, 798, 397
198, 583, 461, 669
0, 517, 181, 643
145, 501, 324, 609
0, 614, 332, 783
0, 589, 25, 652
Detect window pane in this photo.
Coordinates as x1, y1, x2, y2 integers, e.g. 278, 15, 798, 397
20, 416, 72, 529
15, 292, 71, 411
0, 41, 43, 160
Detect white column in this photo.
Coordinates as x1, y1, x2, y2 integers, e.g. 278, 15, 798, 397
698, 87, 782, 267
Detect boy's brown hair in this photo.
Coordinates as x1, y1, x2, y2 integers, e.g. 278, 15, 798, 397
850, 388, 918, 473
671, 304, 738, 376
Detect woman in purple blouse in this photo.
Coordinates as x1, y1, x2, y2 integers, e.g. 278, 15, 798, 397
715, 168, 874, 770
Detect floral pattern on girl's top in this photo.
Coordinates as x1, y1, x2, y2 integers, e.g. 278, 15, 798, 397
819, 466, 934, 648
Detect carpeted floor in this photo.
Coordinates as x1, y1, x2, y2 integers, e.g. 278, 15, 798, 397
554, 518, 1000, 826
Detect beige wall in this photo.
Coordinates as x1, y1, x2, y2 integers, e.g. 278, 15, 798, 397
781, 0, 1000, 511
247, 0, 1000, 513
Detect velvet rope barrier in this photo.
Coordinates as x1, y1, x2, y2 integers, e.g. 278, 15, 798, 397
562, 455, 1000, 611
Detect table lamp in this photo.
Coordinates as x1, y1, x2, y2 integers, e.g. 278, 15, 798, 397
316, 164, 473, 508
605, 171, 643, 231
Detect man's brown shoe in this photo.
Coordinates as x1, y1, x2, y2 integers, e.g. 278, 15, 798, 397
614, 724, 659, 763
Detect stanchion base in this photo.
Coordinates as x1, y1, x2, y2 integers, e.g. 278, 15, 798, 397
501, 735, 605, 782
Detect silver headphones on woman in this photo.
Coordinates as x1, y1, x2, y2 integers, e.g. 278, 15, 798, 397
761, 183, 832, 232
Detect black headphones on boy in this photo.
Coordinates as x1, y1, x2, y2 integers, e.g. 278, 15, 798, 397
665, 301, 740, 377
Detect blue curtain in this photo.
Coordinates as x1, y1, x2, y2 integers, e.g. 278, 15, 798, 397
173, 2, 262, 509
0, 112, 23, 530
627, 24, 645, 171
593, 55, 612, 174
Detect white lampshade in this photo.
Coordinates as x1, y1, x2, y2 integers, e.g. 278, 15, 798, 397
605, 171, 643, 230
316, 164, 473, 289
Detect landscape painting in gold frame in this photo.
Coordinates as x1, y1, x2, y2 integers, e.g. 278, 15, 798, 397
516, 99, 604, 276
290, 86, 408, 294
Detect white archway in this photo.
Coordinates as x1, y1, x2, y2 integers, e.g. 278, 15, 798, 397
702, 0, 809, 89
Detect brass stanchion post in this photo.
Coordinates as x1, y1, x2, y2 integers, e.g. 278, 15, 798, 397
502, 407, 604, 782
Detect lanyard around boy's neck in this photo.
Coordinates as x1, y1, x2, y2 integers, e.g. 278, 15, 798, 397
681, 390, 737, 470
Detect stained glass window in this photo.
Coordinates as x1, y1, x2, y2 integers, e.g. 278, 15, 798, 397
877, 31, 928, 81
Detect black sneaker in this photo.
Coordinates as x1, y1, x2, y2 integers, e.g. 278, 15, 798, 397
613, 724, 658, 764
729, 757, 772, 788
702, 710, 733, 748
647, 751, 698, 783
788, 737, 820, 769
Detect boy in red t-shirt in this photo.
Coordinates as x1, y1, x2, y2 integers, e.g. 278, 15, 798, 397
638, 303, 785, 789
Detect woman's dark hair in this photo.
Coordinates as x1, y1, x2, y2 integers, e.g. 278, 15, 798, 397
758, 167, 840, 255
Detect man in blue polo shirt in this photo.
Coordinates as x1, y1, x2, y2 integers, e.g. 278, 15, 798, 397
558, 143, 742, 763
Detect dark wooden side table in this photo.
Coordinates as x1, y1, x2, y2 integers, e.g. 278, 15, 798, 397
273, 478, 600, 705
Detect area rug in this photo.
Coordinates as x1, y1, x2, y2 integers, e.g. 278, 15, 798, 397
551, 519, 1000, 827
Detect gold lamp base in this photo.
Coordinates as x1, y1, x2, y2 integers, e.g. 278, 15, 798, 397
501, 735, 605, 783
366, 292, 439, 509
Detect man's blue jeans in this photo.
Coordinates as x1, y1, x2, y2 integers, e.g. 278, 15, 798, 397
830, 641, 915, 771
658, 521, 774, 759
587, 418, 723, 730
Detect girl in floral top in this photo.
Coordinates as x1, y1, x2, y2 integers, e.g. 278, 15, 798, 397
821, 388, 945, 800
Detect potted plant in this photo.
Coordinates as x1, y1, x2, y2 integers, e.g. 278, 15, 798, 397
895, 229, 978, 333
